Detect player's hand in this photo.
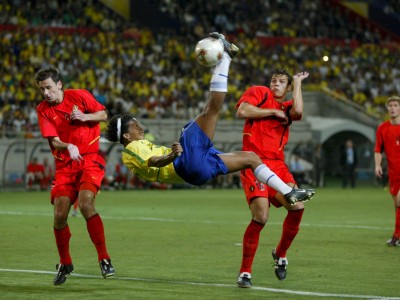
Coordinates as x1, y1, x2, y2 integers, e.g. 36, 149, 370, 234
171, 142, 183, 157
375, 166, 383, 178
274, 110, 289, 125
293, 71, 309, 81
70, 109, 87, 122
67, 144, 83, 161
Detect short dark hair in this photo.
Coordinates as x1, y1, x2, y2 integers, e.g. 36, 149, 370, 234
34, 66, 62, 83
105, 113, 136, 144
269, 67, 293, 85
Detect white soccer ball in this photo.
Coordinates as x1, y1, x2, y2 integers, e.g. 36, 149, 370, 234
194, 37, 224, 67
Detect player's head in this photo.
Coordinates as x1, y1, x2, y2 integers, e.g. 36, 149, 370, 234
386, 96, 400, 107
105, 114, 145, 146
34, 66, 63, 105
386, 96, 400, 118
268, 67, 292, 99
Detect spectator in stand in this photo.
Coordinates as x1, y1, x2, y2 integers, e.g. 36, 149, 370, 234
25, 157, 45, 191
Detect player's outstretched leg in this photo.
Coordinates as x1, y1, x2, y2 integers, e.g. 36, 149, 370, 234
209, 32, 239, 58
194, 33, 240, 141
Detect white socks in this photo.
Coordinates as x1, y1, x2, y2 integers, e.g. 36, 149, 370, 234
210, 52, 231, 92
254, 164, 292, 195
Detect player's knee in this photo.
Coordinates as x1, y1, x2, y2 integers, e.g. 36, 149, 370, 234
53, 210, 68, 227
253, 212, 268, 224
252, 206, 269, 224
247, 152, 262, 168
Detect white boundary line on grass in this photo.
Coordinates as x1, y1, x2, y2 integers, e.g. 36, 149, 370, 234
1, 268, 399, 300
0, 210, 392, 231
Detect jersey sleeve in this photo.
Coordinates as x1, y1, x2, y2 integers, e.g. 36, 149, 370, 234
37, 104, 58, 138
236, 86, 271, 108
123, 142, 149, 171
374, 123, 384, 153
78, 89, 106, 113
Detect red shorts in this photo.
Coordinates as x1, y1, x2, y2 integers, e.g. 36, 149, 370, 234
241, 159, 296, 207
51, 153, 105, 204
389, 177, 400, 196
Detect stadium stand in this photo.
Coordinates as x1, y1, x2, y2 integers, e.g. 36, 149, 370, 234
0, 0, 399, 188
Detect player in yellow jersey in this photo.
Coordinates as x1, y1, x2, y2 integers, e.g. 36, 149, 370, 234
105, 33, 315, 205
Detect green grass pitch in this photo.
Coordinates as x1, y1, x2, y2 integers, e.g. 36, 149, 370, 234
1, 187, 399, 299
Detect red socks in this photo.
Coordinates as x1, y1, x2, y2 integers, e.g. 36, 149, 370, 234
394, 207, 400, 238
86, 214, 110, 261
240, 209, 304, 273
54, 225, 72, 265
240, 219, 264, 273
276, 209, 304, 258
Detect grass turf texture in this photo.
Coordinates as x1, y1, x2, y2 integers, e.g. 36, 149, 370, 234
1, 187, 399, 299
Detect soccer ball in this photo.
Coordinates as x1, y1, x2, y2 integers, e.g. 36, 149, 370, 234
194, 37, 224, 67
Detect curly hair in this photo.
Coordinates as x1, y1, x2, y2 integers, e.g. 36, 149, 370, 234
269, 67, 293, 85
105, 113, 136, 144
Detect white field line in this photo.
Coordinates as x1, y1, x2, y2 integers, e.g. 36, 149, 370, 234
0, 210, 392, 231
0, 268, 399, 300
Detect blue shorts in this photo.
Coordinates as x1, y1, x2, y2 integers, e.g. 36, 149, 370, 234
173, 121, 228, 186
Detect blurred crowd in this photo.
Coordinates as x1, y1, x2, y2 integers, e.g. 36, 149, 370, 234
0, 0, 399, 138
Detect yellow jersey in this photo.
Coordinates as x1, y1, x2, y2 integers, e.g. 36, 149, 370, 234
122, 140, 185, 184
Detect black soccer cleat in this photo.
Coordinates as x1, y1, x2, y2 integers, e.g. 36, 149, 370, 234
53, 263, 74, 285
208, 32, 239, 58
272, 249, 288, 281
284, 188, 315, 205
99, 258, 115, 278
237, 272, 252, 288
386, 236, 400, 247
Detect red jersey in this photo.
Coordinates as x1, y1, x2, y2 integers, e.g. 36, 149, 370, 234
27, 162, 44, 174
374, 121, 400, 180
37, 89, 105, 166
236, 86, 292, 160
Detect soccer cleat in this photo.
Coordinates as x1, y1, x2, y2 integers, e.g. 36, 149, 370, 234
386, 236, 400, 246
306, 189, 316, 200
53, 263, 74, 285
237, 272, 252, 288
99, 258, 115, 278
284, 188, 315, 205
272, 249, 288, 281
208, 32, 239, 58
